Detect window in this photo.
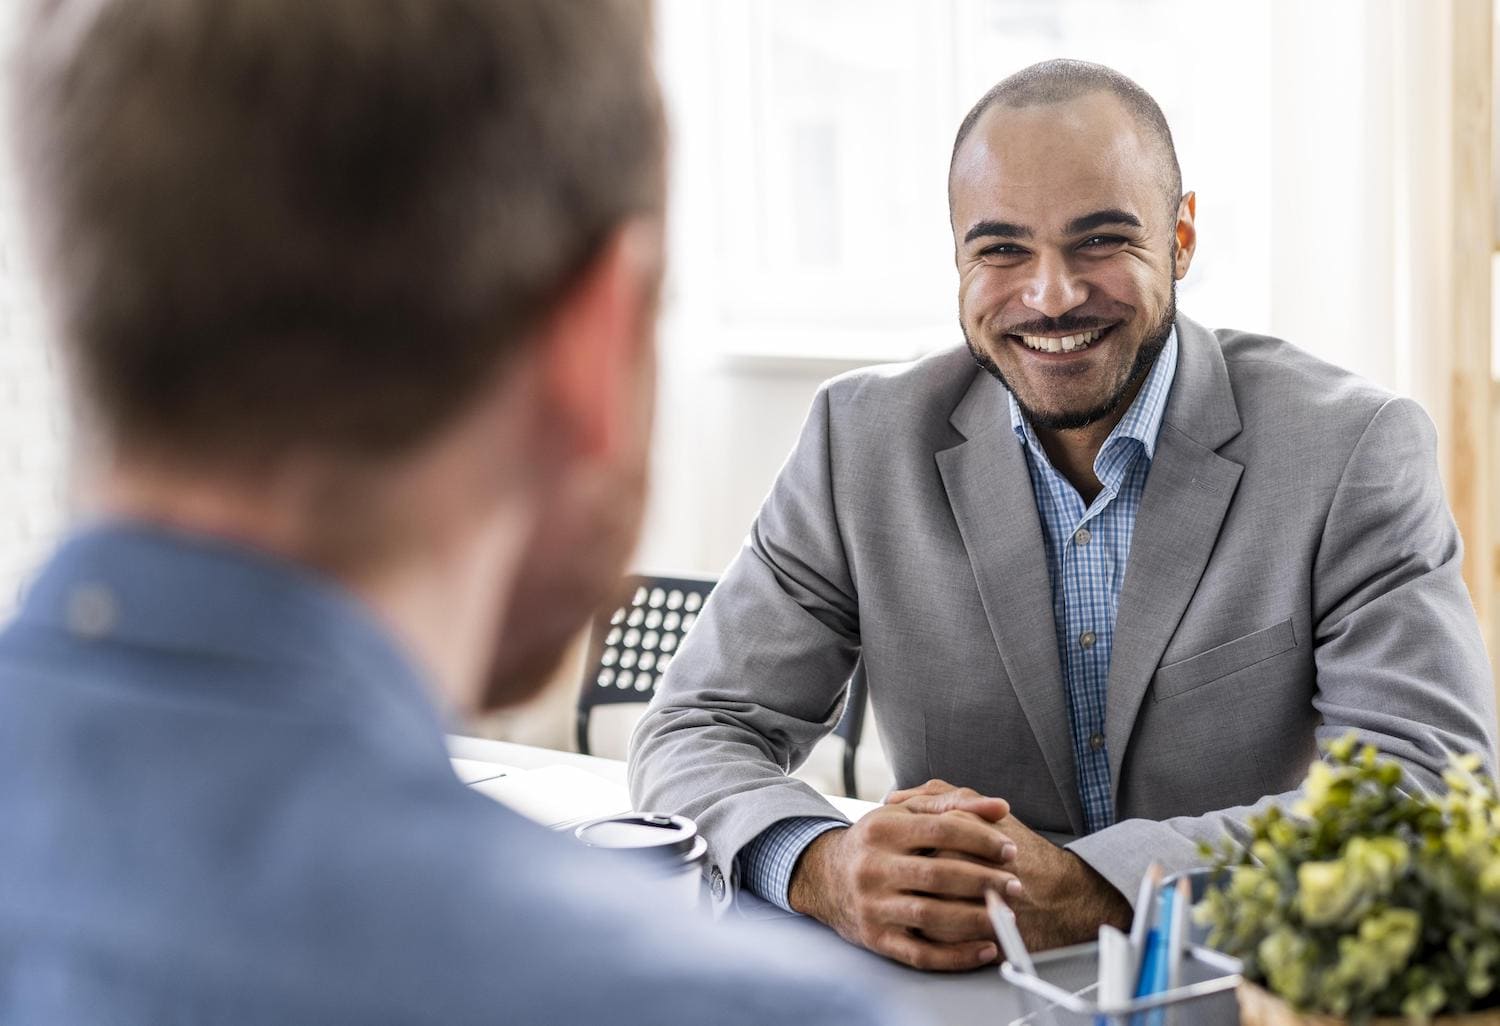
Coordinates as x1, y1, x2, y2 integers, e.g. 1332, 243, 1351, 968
658, 0, 1273, 363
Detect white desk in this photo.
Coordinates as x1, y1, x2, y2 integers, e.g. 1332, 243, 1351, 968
444, 735, 1238, 1026
446, 733, 878, 821
447, 734, 628, 779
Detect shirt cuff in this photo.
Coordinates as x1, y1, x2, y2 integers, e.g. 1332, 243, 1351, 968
736, 816, 848, 913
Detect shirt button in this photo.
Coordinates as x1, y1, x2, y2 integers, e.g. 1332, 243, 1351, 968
1075, 527, 1092, 546
1089, 732, 1105, 751
1079, 630, 1096, 649
709, 866, 725, 899
67, 584, 118, 638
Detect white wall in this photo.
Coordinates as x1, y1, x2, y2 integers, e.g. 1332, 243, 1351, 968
0, 8, 70, 617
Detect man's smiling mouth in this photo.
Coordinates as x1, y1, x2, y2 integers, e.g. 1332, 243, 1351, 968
1008, 324, 1116, 354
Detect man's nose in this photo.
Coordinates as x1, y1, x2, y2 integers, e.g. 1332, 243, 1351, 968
1020, 252, 1088, 318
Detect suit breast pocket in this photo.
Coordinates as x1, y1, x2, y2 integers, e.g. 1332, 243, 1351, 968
1152, 618, 1298, 701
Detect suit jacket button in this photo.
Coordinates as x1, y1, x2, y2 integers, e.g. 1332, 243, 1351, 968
709, 866, 725, 898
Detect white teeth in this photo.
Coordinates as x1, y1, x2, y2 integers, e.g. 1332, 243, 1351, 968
1018, 328, 1104, 353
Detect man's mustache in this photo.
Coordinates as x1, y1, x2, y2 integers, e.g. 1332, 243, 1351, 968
1000, 315, 1115, 336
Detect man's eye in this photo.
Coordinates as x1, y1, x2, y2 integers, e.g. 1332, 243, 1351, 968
979, 244, 1024, 258
1080, 235, 1126, 248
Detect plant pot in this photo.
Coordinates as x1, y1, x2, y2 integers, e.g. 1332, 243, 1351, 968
1238, 981, 1500, 1026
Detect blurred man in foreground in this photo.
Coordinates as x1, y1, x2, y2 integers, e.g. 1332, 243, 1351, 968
0, 1, 910, 1022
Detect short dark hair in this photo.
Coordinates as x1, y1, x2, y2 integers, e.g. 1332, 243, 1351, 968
950, 59, 1182, 220
11, 0, 664, 462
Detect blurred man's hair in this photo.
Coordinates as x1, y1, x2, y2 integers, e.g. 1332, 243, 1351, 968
11, 0, 664, 464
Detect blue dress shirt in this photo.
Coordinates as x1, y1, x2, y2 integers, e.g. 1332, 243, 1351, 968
741, 331, 1179, 910
0, 523, 906, 1024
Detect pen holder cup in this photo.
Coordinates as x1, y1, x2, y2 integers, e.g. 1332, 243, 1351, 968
1000, 941, 1243, 1026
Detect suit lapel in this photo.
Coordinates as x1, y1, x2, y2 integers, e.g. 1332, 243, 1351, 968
937, 371, 1085, 836
1104, 316, 1244, 797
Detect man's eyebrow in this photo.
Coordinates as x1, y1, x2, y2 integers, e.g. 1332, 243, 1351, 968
963, 220, 1032, 244
1063, 209, 1143, 235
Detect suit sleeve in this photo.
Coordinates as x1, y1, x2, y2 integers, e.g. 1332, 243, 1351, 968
628, 385, 862, 908
1067, 396, 1498, 898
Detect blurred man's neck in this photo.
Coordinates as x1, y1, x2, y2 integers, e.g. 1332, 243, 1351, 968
94, 457, 528, 716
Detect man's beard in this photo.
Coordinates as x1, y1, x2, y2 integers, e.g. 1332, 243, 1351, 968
964, 281, 1176, 431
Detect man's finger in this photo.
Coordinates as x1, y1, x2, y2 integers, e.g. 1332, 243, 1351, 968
880, 894, 996, 942
898, 791, 1010, 822
874, 929, 998, 972
889, 854, 1024, 900
927, 846, 1022, 867
884, 779, 959, 803
911, 815, 1013, 863
867, 806, 1001, 853
877, 812, 1013, 863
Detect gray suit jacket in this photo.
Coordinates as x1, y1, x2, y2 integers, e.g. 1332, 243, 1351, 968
629, 315, 1498, 907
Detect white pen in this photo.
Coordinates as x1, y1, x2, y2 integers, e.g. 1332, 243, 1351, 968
1097, 924, 1133, 1012
985, 888, 1036, 976
1127, 863, 1162, 986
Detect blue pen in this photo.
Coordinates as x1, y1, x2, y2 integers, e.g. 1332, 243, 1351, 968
1130, 887, 1174, 1026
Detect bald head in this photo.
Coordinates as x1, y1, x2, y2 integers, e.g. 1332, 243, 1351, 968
950, 60, 1182, 221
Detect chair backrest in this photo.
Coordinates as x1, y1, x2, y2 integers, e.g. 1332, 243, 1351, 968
576, 573, 716, 755
575, 573, 872, 798
831, 660, 869, 798
833, 660, 867, 748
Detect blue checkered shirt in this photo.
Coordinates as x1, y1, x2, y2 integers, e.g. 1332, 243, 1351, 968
739, 332, 1179, 911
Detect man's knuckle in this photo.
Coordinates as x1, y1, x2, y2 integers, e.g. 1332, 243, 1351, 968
875, 929, 912, 962
961, 907, 990, 933
905, 898, 936, 928
927, 949, 962, 971
903, 859, 933, 890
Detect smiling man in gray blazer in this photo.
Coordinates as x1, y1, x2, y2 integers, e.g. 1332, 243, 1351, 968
630, 59, 1498, 970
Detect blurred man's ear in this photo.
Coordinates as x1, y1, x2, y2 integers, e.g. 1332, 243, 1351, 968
538, 220, 663, 465
473, 219, 663, 713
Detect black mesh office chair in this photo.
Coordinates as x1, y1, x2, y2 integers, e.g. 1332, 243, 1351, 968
837, 660, 869, 799
576, 573, 716, 757
576, 573, 871, 798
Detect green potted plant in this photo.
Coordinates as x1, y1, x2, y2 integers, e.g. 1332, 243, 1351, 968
1197, 735, 1500, 1025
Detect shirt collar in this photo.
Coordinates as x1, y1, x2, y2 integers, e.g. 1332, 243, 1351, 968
11, 519, 453, 757
1008, 327, 1179, 469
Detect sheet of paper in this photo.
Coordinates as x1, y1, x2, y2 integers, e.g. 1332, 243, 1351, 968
825, 794, 879, 821
470, 764, 632, 829
449, 757, 517, 785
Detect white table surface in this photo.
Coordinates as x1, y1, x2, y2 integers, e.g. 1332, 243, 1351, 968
444, 735, 1239, 1026
447, 734, 629, 780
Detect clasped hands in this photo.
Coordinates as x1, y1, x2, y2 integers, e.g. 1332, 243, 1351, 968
786, 779, 1131, 971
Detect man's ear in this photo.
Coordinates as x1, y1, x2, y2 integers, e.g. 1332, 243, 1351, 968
538, 220, 661, 461
1173, 191, 1197, 280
